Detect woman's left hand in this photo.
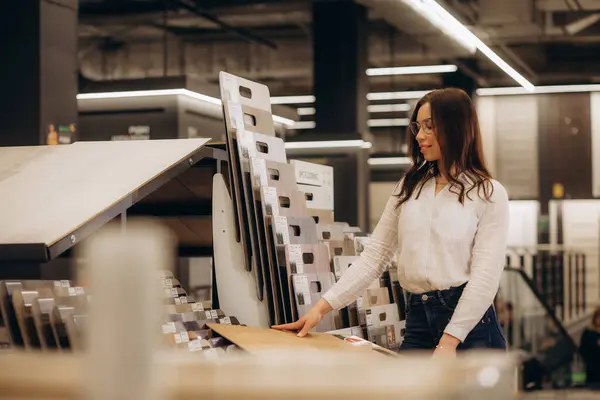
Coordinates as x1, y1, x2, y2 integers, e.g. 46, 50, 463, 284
433, 333, 460, 357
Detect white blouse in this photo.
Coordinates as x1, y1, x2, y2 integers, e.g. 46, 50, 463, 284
322, 176, 510, 342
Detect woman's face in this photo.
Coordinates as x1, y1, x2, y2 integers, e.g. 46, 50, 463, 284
414, 102, 442, 162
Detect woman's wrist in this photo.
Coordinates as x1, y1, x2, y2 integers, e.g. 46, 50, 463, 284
438, 333, 460, 349
316, 298, 333, 315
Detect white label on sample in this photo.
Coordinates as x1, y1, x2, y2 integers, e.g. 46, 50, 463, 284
165, 288, 172, 297
262, 187, 279, 217
174, 333, 182, 344
192, 302, 203, 312
288, 245, 304, 274
53, 281, 61, 288
238, 130, 256, 159
61, 280, 70, 288
75, 287, 85, 295
170, 288, 179, 297
228, 102, 244, 130
210, 310, 219, 319
274, 216, 290, 245
251, 158, 268, 187
293, 275, 312, 306
220, 317, 232, 325
188, 340, 204, 352
162, 322, 176, 334
180, 332, 189, 343
165, 279, 173, 288
175, 297, 182, 305
366, 310, 373, 327
68, 287, 76, 296
223, 74, 240, 103
205, 311, 212, 320
356, 297, 364, 311
180, 297, 188, 304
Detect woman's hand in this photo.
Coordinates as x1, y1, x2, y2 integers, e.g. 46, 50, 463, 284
272, 298, 333, 337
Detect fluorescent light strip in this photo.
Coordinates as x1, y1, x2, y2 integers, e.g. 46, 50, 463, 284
368, 156, 412, 166
368, 118, 410, 127
366, 64, 457, 77
77, 89, 296, 127
270, 95, 316, 105
367, 104, 412, 113
403, 0, 534, 92
297, 107, 316, 116
477, 84, 600, 96
285, 140, 372, 150
367, 90, 431, 101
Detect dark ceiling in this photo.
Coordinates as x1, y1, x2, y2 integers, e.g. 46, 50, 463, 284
77, 0, 600, 94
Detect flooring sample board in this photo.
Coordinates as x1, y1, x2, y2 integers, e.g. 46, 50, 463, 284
207, 323, 397, 357
0, 139, 211, 260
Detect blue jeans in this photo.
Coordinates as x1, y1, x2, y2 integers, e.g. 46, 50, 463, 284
399, 283, 506, 351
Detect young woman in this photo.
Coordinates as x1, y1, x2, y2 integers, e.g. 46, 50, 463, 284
274, 88, 509, 356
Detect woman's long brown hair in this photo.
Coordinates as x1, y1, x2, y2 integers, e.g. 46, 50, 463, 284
395, 88, 493, 208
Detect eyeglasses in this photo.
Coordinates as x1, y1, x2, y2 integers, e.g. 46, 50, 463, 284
409, 118, 434, 137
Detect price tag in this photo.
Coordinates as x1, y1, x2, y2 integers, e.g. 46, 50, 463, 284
262, 187, 279, 217
205, 311, 212, 320
288, 245, 304, 274
175, 297, 182, 305
365, 310, 373, 327
180, 297, 188, 304
68, 287, 76, 296
210, 310, 219, 319
219, 317, 232, 325
75, 287, 85, 296
174, 333, 182, 344
251, 158, 268, 188
61, 280, 70, 288
180, 332, 190, 343
162, 322, 176, 334
188, 340, 204, 352
274, 216, 290, 245
227, 102, 244, 130
192, 303, 203, 312
164, 279, 173, 289
293, 275, 311, 306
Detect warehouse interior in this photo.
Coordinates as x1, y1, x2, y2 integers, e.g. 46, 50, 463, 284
1, 0, 600, 398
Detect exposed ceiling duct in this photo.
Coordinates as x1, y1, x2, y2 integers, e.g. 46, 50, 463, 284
536, 0, 600, 11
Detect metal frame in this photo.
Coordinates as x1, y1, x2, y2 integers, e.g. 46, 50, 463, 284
0, 144, 227, 278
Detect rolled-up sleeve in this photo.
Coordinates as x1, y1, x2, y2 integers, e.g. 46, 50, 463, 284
444, 182, 510, 342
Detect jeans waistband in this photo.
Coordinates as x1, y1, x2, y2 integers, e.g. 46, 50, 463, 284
406, 282, 467, 306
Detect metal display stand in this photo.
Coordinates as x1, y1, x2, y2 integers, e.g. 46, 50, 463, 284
0, 139, 228, 280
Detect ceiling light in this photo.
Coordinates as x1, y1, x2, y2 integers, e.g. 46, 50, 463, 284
297, 107, 316, 116
77, 89, 296, 127
368, 104, 412, 113
402, 0, 535, 92
477, 84, 600, 96
270, 95, 316, 105
285, 140, 372, 150
368, 157, 412, 166
367, 90, 431, 101
366, 64, 457, 76
368, 118, 410, 127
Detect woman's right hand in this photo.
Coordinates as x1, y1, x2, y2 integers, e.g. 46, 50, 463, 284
272, 298, 333, 337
